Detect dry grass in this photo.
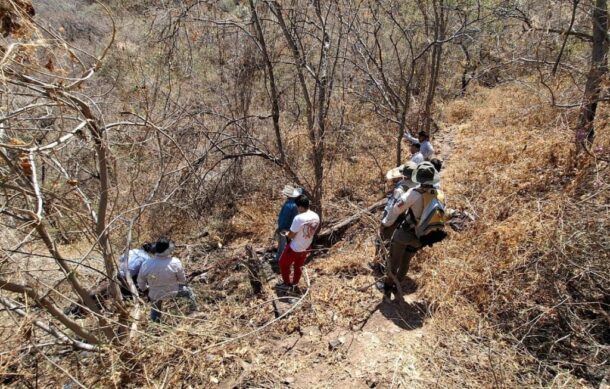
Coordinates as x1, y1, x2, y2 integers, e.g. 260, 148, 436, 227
2, 81, 608, 387
415, 83, 609, 387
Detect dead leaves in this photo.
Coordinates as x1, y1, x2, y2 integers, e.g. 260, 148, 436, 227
0, 0, 35, 38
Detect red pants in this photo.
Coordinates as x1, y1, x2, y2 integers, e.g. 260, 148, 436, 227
279, 245, 308, 285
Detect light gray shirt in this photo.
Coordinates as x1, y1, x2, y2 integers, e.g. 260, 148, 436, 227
137, 255, 186, 302
411, 152, 424, 164
381, 188, 424, 227
404, 133, 434, 160
382, 180, 418, 220
118, 248, 149, 278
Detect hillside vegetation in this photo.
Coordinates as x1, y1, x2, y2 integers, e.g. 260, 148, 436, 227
0, 0, 608, 387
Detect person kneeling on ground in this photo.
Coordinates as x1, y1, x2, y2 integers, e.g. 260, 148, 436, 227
377, 162, 441, 297
64, 241, 154, 316
278, 194, 320, 291
118, 242, 154, 295
137, 237, 199, 323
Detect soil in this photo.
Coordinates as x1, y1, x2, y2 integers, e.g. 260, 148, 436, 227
288, 293, 427, 388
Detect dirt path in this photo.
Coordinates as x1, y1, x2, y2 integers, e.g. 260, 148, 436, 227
263, 128, 456, 388
268, 292, 427, 388
212, 126, 457, 388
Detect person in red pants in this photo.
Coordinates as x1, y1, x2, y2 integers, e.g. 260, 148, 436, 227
278, 194, 320, 290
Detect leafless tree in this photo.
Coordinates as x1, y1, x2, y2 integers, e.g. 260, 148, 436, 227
505, 0, 609, 156
0, 2, 183, 350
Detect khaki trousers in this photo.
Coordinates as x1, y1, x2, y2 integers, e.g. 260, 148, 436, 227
387, 227, 421, 285
376, 224, 397, 261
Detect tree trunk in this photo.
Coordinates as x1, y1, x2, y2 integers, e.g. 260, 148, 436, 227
422, 0, 446, 135
249, 0, 286, 165
575, 0, 608, 149
244, 245, 263, 295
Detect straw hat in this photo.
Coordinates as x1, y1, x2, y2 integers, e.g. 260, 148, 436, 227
282, 184, 302, 198
385, 161, 418, 181
385, 165, 404, 181
411, 161, 440, 186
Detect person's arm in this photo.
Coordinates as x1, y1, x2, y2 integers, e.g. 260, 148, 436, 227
132, 255, 147, 277
381, 190, 417, 227
286, 214, 302, 240
277, 203, 288, 227
136, 264, 147, 292
403, 132, 418, 144
176, 259, 187, 285
278, 202, 296, 231
381, 201, 405, 227
287, 204, 298, 227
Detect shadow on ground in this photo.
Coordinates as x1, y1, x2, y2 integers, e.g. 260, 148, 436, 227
377, 299, 428, 330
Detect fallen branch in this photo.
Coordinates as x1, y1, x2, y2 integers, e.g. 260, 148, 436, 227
0, 297, 98, 352
317, 198, 387, 244
0, 278, 99, 344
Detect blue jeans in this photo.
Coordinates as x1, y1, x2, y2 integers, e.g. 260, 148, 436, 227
150, 287, 198, 322
275, 230, 288, 262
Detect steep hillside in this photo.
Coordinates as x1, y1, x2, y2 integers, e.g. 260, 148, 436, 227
2, 1, 609, 387
417, 84, 610, 387
7, 83, 606, 388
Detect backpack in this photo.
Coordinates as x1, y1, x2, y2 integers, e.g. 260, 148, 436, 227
414, 188, 447, 247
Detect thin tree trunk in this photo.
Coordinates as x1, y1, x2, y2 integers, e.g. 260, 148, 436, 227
249, 0, 286, 164
91, 128, 123, 306
267, 0, 324, 215
575, 0, 608, 149
422, 0, 446, 135
249, 0, 306, 191
312, 0, 331, 217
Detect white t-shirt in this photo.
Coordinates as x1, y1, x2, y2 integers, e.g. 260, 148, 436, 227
411, 152, 424, 164
289, 209, 320, 252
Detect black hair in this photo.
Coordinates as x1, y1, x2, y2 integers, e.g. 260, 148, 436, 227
411, 142, 421, 150
418, 131, 429, 139
430, 158, 443, 172
142, 242, 154, 253
295, 194, 310, 209
154, 237, 171, 254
